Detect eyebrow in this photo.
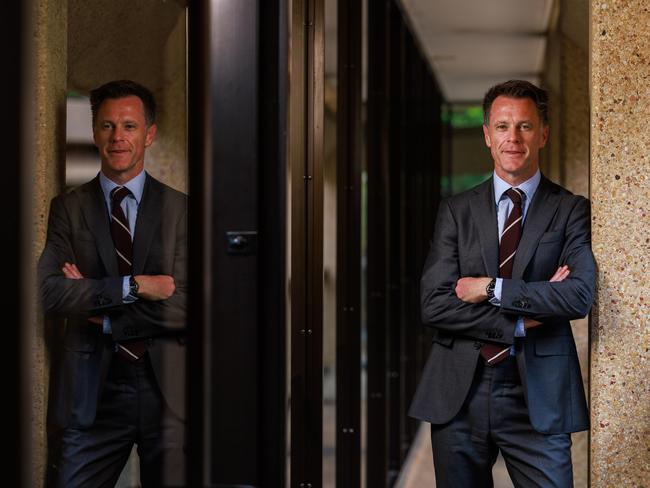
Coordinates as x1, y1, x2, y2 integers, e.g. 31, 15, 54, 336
494, 119, 533, 124
97, 118, 139, 125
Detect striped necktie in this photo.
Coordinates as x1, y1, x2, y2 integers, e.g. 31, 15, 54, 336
480, 188, 523, 366
110, 186, 146, 361
110, 186, 133, 275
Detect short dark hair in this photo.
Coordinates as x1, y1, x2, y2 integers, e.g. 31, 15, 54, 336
482, 79, 548, 126
90, 80, 156, 126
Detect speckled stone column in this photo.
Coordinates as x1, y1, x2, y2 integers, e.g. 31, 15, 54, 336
31, 0, 67, 485
590, 1, 650, 485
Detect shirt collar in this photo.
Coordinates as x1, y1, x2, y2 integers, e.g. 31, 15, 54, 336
99, 170, 146, 205
493, 169, 541, 206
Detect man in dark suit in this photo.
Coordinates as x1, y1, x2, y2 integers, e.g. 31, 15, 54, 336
409, 80, 596, 487
38, 80, 187, 487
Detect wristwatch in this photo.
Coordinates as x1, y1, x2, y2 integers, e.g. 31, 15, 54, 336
129, 276, 140, 297
485, 278, 496, 301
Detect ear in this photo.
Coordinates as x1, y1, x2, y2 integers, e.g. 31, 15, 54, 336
540, 124, 549, 148
483, 124, 492, 148
145, 123, 157, 147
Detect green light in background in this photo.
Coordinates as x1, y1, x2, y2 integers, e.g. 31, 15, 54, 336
441, 105, 484, 128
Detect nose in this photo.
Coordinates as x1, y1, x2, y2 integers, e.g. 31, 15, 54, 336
110, 127, 125, 142
506, 126, 520, 142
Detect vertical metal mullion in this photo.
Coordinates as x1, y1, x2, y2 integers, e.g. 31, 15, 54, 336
187, 0, 209, 484
308, 0, 324, 483
386, 3, 404, 479
365, 0, 390, 484
290, 0, 324, 486
336, 0, 362, 487
258, 0, 288, 484
290, 0, 308, 483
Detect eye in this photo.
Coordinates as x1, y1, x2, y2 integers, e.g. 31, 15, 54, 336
520, 123, 532, 130
101, 122, 112, 129
125, 123, 136, 130
496, 124, 507, 130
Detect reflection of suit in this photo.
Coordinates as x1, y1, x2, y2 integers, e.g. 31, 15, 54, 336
38, 173, 187, 431
409, 175, 595, 434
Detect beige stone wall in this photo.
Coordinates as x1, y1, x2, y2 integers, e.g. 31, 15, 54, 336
590, 0, 650, 485
141, 12, 187, 193
31, 0, 68, 485
560, 34, 590, 198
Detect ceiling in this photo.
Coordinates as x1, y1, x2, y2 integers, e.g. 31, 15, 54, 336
399, 0, 555, 103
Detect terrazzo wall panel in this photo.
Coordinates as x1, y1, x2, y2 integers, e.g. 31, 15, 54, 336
31, 0, 67, 484
590, 0, 650, 485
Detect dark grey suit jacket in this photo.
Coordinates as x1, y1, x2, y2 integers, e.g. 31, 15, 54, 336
409, 175, 595, 434
38, 173, 187, 430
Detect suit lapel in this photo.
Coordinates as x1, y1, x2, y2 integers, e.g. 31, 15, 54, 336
469, 178, 499, 278
80, 177, 119, 276
132, 174, 162, 275
512, 176, 560, 278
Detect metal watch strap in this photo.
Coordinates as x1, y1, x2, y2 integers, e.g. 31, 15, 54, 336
129, 275, 139, 297
486, 277, 496, 301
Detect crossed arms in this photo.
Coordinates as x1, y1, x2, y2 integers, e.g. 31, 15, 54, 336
420, 196, 596, 344
38, 193, 187, 338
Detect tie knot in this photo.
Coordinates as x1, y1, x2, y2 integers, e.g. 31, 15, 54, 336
111, 186, 131, 204
505, 188, 523, 206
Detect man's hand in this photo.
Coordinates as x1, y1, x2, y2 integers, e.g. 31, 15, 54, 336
62, 262, 83, 279
61, 262, 103, 325
134, 275, 175, 301
455, 277, 492, 303
524, 265, 571, 330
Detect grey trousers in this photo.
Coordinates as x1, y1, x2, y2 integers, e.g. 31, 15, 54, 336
430, 355, 573, 488
54, 352, 185, 488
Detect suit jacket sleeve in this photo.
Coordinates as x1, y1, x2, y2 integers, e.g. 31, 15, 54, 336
108, 202, 187, 340
38, 195, 124, 315
500, 196, 596, 320
420, 199, 517, 345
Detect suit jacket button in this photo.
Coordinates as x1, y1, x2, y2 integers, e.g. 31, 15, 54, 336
473, 341, 482, 350
513, 300, 522, 308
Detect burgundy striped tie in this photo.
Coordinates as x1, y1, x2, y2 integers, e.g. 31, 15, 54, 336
480, 188, 523, 366
110, 186, 146, 361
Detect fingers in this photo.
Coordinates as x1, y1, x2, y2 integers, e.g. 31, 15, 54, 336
62, 262, 84, 279
524, 317, 542, 329
87, 315, 103, 325
549, 265, 570, 282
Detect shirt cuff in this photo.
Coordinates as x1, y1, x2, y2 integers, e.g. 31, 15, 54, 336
514, 317, 527, 337
122, 276, 138, 303
488, 278, 503, 306
102, 315, 112, 334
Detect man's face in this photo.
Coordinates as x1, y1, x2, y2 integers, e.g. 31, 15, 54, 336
483, 95, 548, 184
93, 95, 156, 184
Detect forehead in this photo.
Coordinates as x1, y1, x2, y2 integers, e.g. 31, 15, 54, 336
96, 96, 146, 120
489, 96, 540, 122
